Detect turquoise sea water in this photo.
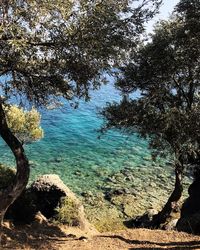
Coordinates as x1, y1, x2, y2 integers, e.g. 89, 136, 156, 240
0, 81, 156, 194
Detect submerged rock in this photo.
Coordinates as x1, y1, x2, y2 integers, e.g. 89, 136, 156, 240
74, 170, 82, 176
104, 187, 133, 201
81, 191, 94, 198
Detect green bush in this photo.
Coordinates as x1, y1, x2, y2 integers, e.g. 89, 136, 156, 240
55, 197, 80, 226
0, 164, 15, 189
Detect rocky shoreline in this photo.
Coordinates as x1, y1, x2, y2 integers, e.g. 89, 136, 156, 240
4, 162, 192, 232
79, 164, 192, 231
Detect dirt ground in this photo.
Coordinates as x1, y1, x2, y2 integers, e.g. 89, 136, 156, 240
1, 221, 200, 250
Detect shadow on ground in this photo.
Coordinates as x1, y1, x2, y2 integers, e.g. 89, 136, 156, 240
100, 235, 200, 250
1, 222, 67, 250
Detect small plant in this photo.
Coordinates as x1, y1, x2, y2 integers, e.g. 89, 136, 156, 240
55, 197, 80, 226
0, 164, 15, 189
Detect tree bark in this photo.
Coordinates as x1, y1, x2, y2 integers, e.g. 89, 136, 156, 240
0, 102, 29, 225
151, 160, 184, 228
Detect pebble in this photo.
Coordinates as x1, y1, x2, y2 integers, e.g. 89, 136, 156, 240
81, 191, 93, 198
74, 170, 82, 176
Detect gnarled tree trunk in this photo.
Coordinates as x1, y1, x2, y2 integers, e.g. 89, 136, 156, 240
0, 102, 29, 225
151, 160, 184, 228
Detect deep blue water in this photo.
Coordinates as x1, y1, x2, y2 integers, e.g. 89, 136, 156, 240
0, 81, 154, 194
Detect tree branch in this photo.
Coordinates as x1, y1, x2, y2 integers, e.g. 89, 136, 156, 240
0, 100, 30, 222
172, 74, 190, 108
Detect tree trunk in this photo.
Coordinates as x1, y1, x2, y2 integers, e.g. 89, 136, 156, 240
0, 102, 29, 225
151, 161, 184, 228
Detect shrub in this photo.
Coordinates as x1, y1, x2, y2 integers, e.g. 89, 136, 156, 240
54, 197, 80, 226
0, 164, 15, 189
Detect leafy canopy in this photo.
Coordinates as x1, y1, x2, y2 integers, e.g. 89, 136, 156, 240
103, 0, 200, 164
0, 0, 161, 106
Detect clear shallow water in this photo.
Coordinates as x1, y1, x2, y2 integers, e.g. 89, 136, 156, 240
0, 81, 156, 194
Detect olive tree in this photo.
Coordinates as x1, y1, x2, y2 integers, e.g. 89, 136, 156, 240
102, 0, 200, 227
0, 0, 161, 223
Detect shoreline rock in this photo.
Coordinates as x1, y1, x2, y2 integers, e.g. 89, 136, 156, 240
7, 174, 97, 233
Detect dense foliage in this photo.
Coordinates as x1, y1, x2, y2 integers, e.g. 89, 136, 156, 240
4, 105, 43, 144
103, 0, 200, 167
0, 0, 161, 105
